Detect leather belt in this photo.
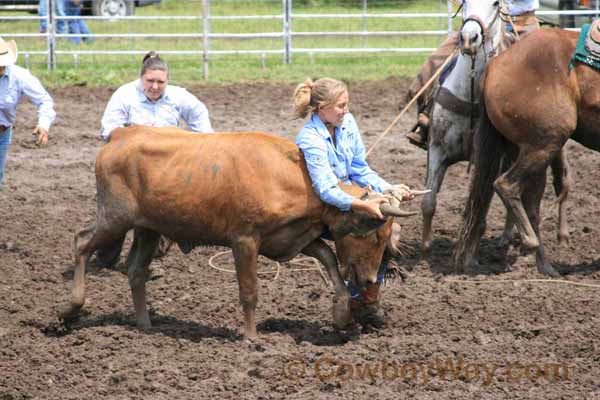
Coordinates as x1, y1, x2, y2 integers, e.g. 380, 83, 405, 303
511, 11, 537, 26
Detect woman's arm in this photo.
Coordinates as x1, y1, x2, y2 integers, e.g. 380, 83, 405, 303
296, 129, 355, 211
346, 114, 391, 193
100, 87, 130, 141
20, 70, 56, 132
179, 88, 213, 133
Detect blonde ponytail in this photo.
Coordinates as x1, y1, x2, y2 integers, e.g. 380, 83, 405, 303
292, 77, 347, 119
292, 79, 315, 119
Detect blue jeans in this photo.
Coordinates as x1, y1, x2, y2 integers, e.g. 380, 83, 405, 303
0, 127, 13, 188
39, 0, 67, 34
65, 0, 92, 44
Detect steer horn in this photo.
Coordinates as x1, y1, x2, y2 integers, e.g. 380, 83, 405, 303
410, 189, 432, 196
380, 203, 418, 217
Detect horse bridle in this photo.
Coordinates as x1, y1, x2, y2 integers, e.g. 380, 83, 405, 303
459, 2, 502, 55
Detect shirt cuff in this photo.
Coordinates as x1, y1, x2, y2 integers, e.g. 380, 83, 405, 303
38, 119, 52, 132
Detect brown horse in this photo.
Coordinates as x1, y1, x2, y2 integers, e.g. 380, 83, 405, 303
453, 28, 597, 276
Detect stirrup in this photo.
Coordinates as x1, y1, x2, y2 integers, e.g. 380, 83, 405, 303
407, 126, 427, 150
417, 112, 430, 128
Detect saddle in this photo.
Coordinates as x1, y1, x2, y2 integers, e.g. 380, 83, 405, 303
585, 19, 600, 60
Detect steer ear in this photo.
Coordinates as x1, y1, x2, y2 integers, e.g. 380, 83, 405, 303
329, 210, 388, 237
386, 221, 405, 257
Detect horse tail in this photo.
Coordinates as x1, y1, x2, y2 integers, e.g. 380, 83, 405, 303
452, 93, 505, 272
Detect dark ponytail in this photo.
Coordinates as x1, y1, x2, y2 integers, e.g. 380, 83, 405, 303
140, 51, 168, 76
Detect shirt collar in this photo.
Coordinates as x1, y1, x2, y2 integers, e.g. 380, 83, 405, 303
310, 113, 342, 142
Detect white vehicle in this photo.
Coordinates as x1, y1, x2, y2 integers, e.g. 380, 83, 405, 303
0, 0, 161, 17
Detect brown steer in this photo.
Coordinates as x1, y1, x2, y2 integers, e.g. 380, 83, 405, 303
58, 126, 414, 339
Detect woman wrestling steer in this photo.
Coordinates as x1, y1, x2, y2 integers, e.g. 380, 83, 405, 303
58, 126, 420, 339
293, 77, 420, 329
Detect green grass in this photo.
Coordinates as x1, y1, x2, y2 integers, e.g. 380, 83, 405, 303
2, 0, 459, 86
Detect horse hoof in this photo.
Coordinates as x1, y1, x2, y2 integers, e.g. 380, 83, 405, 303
519, 235, 540, 253
57, 303, 83, 323
538, 263, 559, 277
421, 242, 431, 258
455, 260, 480, 275
244, 331, 258, 341
557, 233, 570, 246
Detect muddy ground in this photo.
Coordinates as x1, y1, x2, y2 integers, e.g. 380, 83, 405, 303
0, 79, 599, 399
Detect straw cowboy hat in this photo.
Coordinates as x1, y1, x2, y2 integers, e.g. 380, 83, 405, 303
0, 38, 18, 67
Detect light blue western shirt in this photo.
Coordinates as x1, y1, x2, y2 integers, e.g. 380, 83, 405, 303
506, 0, 539, 16
0, 64, 56, 131
295, 113, 391, 211
100, 79, 213, 140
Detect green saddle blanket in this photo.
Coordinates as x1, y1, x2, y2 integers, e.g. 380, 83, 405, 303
570, 22, 600, 71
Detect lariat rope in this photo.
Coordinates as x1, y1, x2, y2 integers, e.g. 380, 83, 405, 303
365, 48, 459, 158
366, 1, 504, 158
444, 278, 600, 289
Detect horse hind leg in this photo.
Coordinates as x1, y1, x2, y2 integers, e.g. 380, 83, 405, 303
58, 220, 130, 322
493, 151, 546, 253
550, 148, 571, 245
499, 210, 518, 247
522, 171, 559, 277
498, 154, 519, 246
126, 227, 160, 329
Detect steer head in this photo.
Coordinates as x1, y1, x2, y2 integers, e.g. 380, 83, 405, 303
327, 188, 416, 291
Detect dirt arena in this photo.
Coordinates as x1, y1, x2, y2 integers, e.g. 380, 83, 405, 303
1, 79, 599, 399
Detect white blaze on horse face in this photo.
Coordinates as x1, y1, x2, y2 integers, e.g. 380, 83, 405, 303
460, 0, 499, 54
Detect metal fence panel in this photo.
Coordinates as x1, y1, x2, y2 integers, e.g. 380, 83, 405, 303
0, 0, 598, 79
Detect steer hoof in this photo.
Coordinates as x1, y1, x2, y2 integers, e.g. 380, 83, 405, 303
331, 299, 352, 329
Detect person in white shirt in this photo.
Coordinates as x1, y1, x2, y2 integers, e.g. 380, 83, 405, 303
0, 38, 56, 188
101, 51, 213, 141
97, 51, 213, 274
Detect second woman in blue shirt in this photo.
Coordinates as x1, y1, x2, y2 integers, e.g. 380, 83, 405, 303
293, 77, 413, 329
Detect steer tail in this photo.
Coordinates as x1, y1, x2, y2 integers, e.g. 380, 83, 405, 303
550, 147, 570, 203
452, 98, 505, 272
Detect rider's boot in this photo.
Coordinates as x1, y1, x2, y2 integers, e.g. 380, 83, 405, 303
407, 111, 430, 150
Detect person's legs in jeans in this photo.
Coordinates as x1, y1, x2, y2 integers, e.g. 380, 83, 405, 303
65, 0, 81, 44
39, 0, 67, 34
39, 0, 48, 33
80, 18, 92, 42
55, 0, 67, 34
72, 2, 93, 42
405, 33, 459, 148
0, 128, 13, 188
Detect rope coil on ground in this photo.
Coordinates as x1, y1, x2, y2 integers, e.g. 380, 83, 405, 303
208, 250, 332, 287
444, 278, 600, 289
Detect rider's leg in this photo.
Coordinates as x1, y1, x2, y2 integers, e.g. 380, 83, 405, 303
406, 33, 459, 148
